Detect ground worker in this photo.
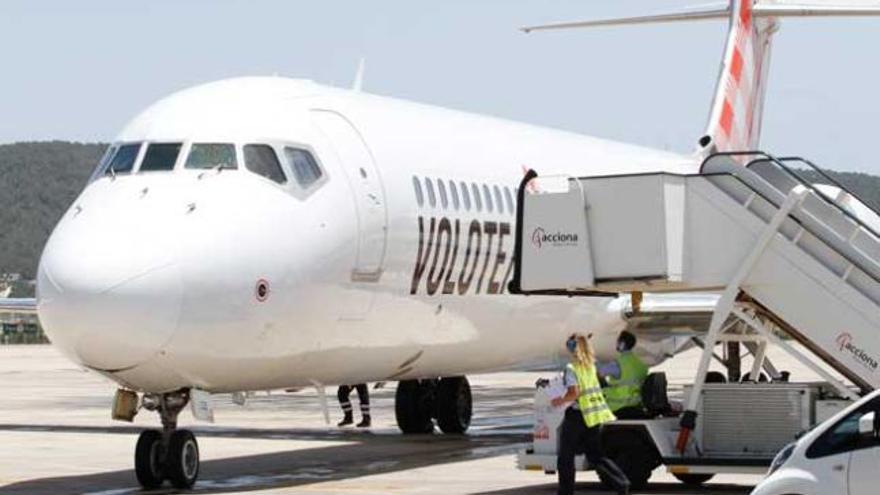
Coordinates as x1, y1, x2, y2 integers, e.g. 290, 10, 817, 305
337, 383, 371, 428
552, 333, 630, 495
600, 331, 649, 419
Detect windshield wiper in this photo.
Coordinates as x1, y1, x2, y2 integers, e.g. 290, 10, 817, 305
198, 163, 233, 180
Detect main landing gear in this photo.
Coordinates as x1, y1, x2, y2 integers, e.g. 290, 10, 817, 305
133, 389, 200, 489
395, 376, 472, 434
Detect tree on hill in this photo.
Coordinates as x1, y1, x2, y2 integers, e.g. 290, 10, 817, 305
0, 141, 107, 280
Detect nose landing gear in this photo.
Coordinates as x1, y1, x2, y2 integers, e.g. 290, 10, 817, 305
134, 389, 200, 489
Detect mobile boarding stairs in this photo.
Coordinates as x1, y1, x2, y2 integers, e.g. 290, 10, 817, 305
510, 152, 880, 486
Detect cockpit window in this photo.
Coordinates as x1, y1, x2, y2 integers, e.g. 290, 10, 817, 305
185, 143, 238, 170
105, 143, 141, 175
140, 143, 182, 172
283, 147, 323, 188
244, 144, 287, 184
91, 145, 117, 179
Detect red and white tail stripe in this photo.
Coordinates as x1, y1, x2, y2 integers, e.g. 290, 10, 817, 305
705, 0, 778, 153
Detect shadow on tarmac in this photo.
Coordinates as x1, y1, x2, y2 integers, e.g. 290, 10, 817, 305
0, 423, 755, 495
0, 424, 527, 495
473, 482, 754, 494
0, 383, 753, 495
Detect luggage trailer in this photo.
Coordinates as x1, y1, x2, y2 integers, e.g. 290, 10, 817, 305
510, 152, 880, 488
515, 353, 855, 487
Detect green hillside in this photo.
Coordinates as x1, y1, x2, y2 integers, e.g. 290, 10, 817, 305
0, 142, 107, 280
0, 141, 879, 285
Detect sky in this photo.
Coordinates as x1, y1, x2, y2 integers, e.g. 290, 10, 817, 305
1, 0, 879, 173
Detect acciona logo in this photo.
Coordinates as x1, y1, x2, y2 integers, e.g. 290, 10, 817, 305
835, 332, 879, 372
530, 227, 578, 249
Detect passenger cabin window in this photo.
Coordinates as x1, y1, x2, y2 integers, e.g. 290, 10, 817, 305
482, 184, 494, 213
105, 143, 141, 175
284, 147, 323, 188
460, 181, 471, 211
413, 176, 424, 207
140, 143, 182, 172
448, 180, 460, 210
493, 186, 504, 214
244, 144, 286, 184
504, 187, 514, 214
185, 143, 237, 170
471, 183, 482, 212
425, 178, 437, 207
438, 180, 449, 209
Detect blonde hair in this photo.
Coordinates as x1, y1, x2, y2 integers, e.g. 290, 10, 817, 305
571, 334, 595, 369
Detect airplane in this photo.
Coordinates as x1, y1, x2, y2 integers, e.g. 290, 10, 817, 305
3, 0, 880, 489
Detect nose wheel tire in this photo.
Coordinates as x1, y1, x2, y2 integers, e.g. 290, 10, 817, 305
134, 428, 200, 489
134, 429, 165, 489
166, 429, 200, 489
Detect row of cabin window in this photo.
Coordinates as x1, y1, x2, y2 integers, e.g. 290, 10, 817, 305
413, 176, 516, 215
98, 142, 324, 189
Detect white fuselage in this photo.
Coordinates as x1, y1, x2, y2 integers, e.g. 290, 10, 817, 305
36, 77, 695, 393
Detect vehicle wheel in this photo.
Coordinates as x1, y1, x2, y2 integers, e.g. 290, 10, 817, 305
436, 376, 472, 434
165, 429, 200, 489
395, 380, 434, 434
134, 429, 165, 489
673, 473, 714, 485
600, 430, 658, 490
705, 371, 727, 383
741, 372, 769, 383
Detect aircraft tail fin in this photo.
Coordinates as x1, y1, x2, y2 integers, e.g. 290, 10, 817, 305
703, 0, 776, 154
522, 1, 880, 155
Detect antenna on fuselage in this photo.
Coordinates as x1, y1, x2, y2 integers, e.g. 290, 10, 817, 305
352, 57, 366, 92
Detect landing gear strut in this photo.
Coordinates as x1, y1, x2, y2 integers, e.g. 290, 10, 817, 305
395, 376, 472, 434
134, 388, 200, 489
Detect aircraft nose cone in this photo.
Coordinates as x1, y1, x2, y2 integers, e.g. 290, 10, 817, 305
37, 196, 183, 371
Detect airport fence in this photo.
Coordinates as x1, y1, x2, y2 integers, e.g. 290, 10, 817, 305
1, 320, 48, 344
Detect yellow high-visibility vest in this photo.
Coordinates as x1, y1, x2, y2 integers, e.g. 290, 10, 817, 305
568, 362, 616, 427
604, 352, 649, 412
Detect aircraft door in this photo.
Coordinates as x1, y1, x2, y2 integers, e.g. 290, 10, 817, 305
311, 110, 387, 281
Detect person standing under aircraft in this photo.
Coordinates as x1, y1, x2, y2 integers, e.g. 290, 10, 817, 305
552, 334, 630, 495
337, 384, 371, 427
601, 331, 649, 419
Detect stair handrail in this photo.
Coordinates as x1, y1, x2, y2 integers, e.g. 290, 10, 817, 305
777, 156, 880, 224
702, 151, 880, 242
752, 156, 880, 242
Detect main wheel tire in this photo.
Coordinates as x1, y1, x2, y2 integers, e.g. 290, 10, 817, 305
395, 380, 434, 434
436, 376, 472, 434
134, 429, 165, 489
600, 430, 658, 490
673, 473, 715, 486
165, 429, 200, 489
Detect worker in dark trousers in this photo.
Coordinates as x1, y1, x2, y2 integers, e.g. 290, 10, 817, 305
552, 334, 630, 495
337, 384, 370, 428
601, 331, 649, 419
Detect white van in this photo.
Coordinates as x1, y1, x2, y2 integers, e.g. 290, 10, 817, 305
751, 390, 880, 495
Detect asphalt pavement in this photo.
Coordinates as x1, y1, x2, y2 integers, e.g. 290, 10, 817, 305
0, 345, 769, 494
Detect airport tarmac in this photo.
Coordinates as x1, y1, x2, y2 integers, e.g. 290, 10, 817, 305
1, 343, 838, 495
